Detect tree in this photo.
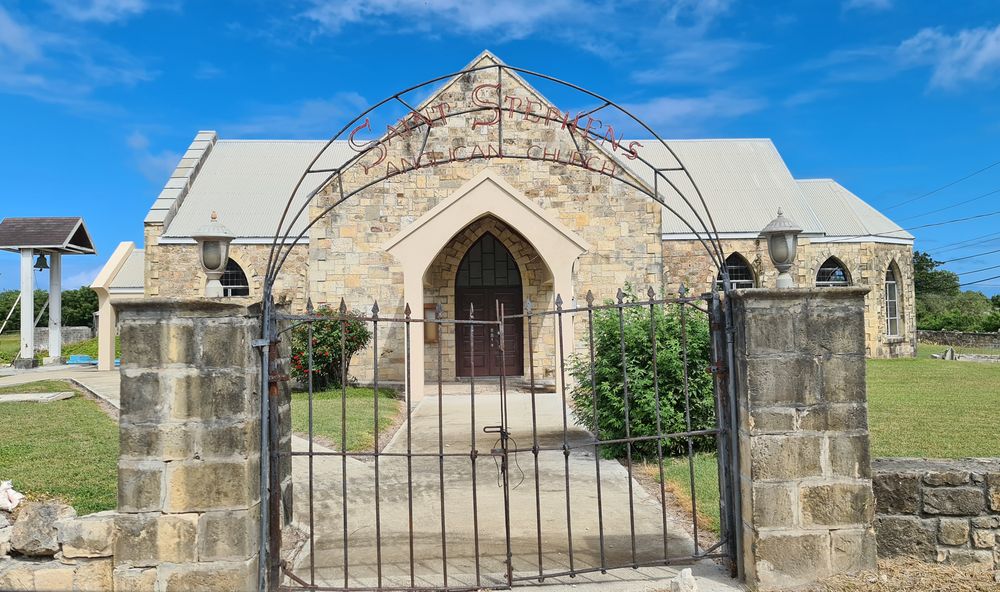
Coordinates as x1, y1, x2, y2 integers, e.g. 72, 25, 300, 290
569, 287, 715, 459
61, 287, 98, 328
913, 251, 959, 296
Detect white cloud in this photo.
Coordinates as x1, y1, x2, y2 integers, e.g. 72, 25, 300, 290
225, 92, 370, 138
194, 61, 223, 80
46, 0, 151, 23
0, 5, 154, 107
843, 0, 892, 12
64, 265, 104, 289
127, 131, 181, 182
303, 0, 579, 38
898, 24, 1000, 89
631, 38, 760, 84
621, 92, 765, 132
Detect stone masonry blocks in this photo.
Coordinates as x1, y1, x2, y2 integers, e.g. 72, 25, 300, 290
873, 458, 1000, 571
731, 288, 876, 590
115, 299, 262, 586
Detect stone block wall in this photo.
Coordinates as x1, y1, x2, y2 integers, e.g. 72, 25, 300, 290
114, 299, 261, 591
917, 330, 1000, 349
31, 326, 94, 352
0, 503, 114, 591
873, 458, 1000, 570
730, 287, 877, 590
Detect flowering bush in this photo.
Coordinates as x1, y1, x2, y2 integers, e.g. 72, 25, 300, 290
290, 306, 372, 389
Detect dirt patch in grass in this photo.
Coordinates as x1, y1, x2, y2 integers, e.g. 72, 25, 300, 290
806, 558, 999, 591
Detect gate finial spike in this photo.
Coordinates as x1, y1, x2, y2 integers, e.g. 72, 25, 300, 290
525, 298, 533, 314
404, 303, 411, 318
371, 300, 379, 317
616, 287, 625, 304
468, 302, 475, 320
647, 286, 655, 300
339, 297, 347, 316
306, 297, 314, 314
435, 302, 444, 318
555, 294, 563, 310
586, 290, 594, 306
679, 283, 688, 297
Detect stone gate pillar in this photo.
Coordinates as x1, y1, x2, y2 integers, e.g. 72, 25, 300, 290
113, 300, 261, 591
731, 288, 876, 590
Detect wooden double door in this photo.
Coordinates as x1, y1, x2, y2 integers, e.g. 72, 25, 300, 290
455, 286, 523, 377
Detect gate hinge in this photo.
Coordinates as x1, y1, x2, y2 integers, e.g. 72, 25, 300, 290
251, 339, 271, 348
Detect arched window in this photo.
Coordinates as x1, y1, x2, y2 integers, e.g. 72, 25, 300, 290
816, 257, 850, 287
885, 263, 900, 336
221, 259, 250, 297
716, 253, 756, 290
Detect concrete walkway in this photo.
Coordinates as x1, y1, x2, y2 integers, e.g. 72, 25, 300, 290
0, 365, 121, 409
0, 365, 741, 590
289, 386, 742, 591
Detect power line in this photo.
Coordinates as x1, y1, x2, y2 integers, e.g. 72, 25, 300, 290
897, 187, 1000, 221
931, 231, 1000, 254
960, 274, 1000, 287
887, 158, 1000, 209
826, 207, 1000, 244
955, 263, 1000, 275
940, 248, 1000, 264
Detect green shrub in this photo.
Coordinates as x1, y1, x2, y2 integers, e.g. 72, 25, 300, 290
570, 287, 715, 459
290, 306, 371, 389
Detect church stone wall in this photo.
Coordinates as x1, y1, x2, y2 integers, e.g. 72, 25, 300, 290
662, 238, 916, 358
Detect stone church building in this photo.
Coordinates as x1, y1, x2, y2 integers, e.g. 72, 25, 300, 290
97, 52, 916, 388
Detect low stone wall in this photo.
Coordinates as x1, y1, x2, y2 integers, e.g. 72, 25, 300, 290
873, 458, 1000, 570
31, 326, 94, 351
917, 330, 1000, 349
0, 502, 114, 590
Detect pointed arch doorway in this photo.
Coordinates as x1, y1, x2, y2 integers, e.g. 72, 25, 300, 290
455, 232, 524, 377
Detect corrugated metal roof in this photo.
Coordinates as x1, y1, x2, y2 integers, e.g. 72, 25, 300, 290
620, 139, 826, 236
155, 136, 908, 243
162, 140, 354, 239
109, 249, 144, 290
797, 179, 912, 240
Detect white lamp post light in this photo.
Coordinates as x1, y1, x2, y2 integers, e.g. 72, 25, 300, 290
760, 208, 802, 289
192, 212, 234, 298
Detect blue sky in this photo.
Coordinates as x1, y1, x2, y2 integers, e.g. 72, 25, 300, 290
1, 0, 998, 295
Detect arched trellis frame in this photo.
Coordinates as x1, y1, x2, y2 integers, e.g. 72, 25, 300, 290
262, 62, 733, 297
255, 61, 745, 591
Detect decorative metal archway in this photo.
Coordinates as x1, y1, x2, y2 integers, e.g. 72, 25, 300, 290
257, 59, 743, 592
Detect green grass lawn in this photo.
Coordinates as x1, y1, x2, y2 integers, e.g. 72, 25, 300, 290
0, 333, 19, 364
0, 380, 118, 514
291, 386, 401, 451
660, 353, 999, 534
867, 356, 999, 458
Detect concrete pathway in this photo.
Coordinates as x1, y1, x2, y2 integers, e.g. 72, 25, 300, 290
289, 386, 743, 591
0, 365, 121, 408
0, 365, 741, 590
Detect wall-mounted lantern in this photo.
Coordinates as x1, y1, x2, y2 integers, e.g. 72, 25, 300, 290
192, 211, 234, 298
760, 208, 802, 289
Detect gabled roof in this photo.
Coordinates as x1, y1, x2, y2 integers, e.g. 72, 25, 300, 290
161, 140, 349, 240
0, 217, 96, 254
109, 248, 144, 290
796, 179, 912, 241
622, 139, 827, 236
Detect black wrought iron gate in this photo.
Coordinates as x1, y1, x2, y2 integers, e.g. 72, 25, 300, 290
270, 287, 740, 591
